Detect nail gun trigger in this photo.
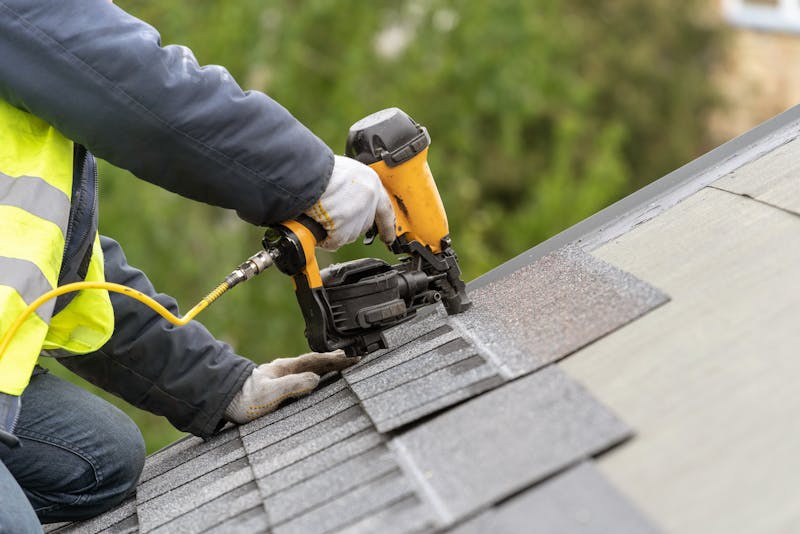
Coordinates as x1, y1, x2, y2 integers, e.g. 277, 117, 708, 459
363, 223, 378, 246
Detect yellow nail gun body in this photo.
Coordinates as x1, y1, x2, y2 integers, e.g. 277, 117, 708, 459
264, 108, 471, 356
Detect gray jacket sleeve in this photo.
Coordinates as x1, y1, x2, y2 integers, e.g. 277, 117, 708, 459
58, 237, 256, 438
0, 0, 333, 225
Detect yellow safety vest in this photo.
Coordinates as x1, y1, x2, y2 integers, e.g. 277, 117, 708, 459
0, 101, 114, 395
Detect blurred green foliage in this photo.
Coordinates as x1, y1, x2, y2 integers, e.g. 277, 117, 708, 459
44, 0, 722, 452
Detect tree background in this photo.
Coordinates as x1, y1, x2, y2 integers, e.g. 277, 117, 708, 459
43, 0, 723, 452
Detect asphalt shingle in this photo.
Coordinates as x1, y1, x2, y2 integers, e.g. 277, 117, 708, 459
342, 244, 667, 433
205, 505, 270, 534
149, 482, 264, 534
393, 366, 631, 525
238, 378, 350, 438
55, 244, 662, 534
334, 495, 435, 534
263, 444, 397, 525
137, 434, 246, 503
257, 429, 385, 496
138, 425, 239, 484
343, 324, 458, 384
450, 463, 659, 534
136, 456, 254, 532
48, 497, 137, 534
241, 387, 361, 456
246, 404, 374, 480
360, 356, 503, 432
452, 245, 668, 378
271, 469, 428, 534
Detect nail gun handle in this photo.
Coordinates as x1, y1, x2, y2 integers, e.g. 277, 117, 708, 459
263, 215, 326, 289
346, 108, 449, 254
263, 216, 346, 354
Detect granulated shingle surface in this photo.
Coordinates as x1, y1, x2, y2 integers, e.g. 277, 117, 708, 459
59, 243, 667, 534
137, 435, 246, 503
450, 462, 659, 534
246, 405, 373, 479
148, 482, 263, 534
452, 245, 668, 378
138, 425, 239, 484
271, 469, 421, 534
342, 244, 667, 433
256, 429, 385, 494
136, 456, 254, 532
206, 505, 270, 534
394, 366, 631, 524
48, 497, 137, 534
361, 356, 502, 432
334, 495, 435, 534
263, 445, 397, 524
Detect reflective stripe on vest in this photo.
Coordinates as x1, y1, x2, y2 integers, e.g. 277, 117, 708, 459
0, 101, 114, 395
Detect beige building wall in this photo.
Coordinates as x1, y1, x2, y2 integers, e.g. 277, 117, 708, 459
711, 0, 800, 141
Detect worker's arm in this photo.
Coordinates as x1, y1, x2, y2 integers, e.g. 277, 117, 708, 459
57, 237, 256, 438
0, 0, 332, 225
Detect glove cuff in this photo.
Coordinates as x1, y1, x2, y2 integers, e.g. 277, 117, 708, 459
223, 388, 247, 424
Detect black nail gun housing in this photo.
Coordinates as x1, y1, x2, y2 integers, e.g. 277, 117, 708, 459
320, 257, 443, 354
263, 221, 463, 357
265, 108, 471, 357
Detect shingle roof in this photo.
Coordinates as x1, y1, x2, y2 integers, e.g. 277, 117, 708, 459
46, 241, 666, 533
51, 102, 800, 534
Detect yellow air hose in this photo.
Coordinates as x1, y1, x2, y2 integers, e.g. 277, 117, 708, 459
0, 250, 273, 362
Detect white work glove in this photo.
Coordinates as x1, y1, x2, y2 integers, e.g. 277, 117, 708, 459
224, 350, 356, 423
305, 155, 396, 251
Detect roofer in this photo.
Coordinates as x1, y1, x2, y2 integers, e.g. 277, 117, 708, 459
0, 0, 396, 530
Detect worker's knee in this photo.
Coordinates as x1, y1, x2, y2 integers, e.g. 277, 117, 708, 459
1, 372, 146, 522
50, 406, 145, 519
12, 396, 145, 522
89, 405, 146, 508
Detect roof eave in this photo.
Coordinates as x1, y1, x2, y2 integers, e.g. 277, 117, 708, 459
470, 103, 800, 291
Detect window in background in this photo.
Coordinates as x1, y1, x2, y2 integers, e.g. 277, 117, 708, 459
724, 0, 800, 33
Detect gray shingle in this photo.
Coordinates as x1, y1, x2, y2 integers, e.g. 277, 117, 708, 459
149, 481, 264, 534
241, 388, 361, 455
453, 245, 668, 378
257, 429, 385, 495
343, 320, 503, 434
263, 445, 396, 524
361, 356, 503, 432
139, 425, 238, 483
334, 495, 437, 534
137, 456, 253, 532
205, 505, 270, 534
343, 324, 459, 384
369, 375, 504, 434
271, 469, 423, 534
50, 497, 136, 534
137, 434, 246, 503
247, 405, 373, 480
449, 463, 660, 534
393, 366, 631, 524
380, 304, 450, 350
98, 515, 138, 534
347, 337, 473, 398
343, 245, 667, 433
238, 378, 349, 437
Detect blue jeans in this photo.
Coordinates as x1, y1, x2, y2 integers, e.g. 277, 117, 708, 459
0, 369, 145, 532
